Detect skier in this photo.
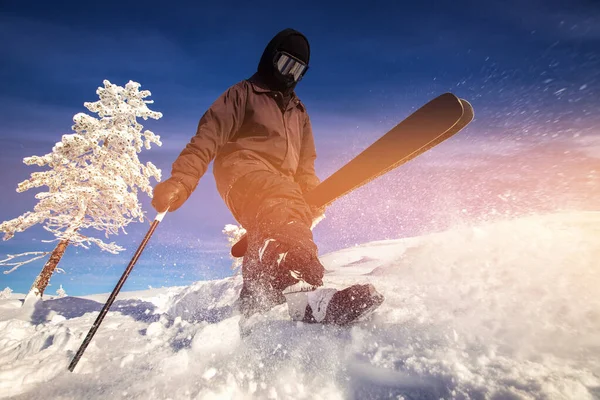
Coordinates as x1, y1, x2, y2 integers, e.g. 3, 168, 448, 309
152, 28, 383, 323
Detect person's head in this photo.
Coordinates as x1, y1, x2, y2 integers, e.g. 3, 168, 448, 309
257, 28, 310, 93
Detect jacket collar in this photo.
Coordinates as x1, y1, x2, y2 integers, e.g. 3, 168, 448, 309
247, 76, 305, 112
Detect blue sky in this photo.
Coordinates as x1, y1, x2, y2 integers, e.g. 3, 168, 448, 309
1, 0, 599, 295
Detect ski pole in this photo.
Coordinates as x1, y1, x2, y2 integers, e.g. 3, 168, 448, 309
68, 211, 167, 372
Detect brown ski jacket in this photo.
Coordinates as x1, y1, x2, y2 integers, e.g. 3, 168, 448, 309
171, 77, 320, 209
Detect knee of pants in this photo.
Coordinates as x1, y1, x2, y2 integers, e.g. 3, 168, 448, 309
229, 172, 313, 231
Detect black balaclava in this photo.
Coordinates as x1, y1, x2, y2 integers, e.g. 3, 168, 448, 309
256, 28, 310, 95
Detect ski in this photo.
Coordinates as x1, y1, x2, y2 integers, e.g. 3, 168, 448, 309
232, 93, 474, 258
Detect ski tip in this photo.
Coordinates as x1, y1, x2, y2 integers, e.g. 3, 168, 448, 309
458, 98, 475, 121
231, 237, 247, 258
431, 93, 464, 115
437, 92, 461, 102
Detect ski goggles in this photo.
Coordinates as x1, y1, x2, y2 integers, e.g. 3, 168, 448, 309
274, 51, 309, 82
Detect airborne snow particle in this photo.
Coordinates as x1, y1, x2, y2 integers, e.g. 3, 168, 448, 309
202, 368, 217, 380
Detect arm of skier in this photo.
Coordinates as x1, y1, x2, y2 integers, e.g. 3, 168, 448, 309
152, 83, 247, 212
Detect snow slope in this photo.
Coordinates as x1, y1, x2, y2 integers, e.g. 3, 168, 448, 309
1, 211, 599, 399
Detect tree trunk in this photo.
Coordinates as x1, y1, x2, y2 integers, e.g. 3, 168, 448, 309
30, 239, 70, 297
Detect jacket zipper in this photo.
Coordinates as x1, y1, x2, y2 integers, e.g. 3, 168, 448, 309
283, 107, 290, 169
277, 93, 290, 169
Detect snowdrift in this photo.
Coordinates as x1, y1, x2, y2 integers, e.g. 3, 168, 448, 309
1, 211, 599, 399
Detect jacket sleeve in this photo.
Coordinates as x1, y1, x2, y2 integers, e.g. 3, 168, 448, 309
294, 114, 321, 194
171, 83, 247, 192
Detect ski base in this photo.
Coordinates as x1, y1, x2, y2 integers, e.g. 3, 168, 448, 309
232, 93, 474, 258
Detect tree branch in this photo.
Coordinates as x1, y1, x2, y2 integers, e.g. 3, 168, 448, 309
1, 252, 51, 274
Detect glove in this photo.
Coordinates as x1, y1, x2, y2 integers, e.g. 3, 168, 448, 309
151, 177, 191, 212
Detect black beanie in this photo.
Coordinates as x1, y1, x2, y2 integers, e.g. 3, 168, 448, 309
278, 34, 310, 64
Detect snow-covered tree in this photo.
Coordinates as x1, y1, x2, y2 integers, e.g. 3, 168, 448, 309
0, 287, 13, 299
0, 80, 163, 297
56, 285, 67, 298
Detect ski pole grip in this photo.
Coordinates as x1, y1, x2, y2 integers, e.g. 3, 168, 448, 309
155, 210, 167, 222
